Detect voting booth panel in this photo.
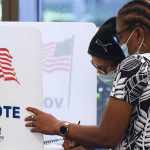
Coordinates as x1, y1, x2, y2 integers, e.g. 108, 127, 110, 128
31, 23, 97, 149
0, 25, 43, 150
0, 22, 97, 150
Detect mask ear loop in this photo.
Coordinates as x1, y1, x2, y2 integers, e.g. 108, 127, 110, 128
125, 30, 136, 44
136, 37, 145, 54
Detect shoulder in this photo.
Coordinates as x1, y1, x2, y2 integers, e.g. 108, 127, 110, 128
120, 54, 143, 70
118, 54, 150, 77
111, 54, 150, 104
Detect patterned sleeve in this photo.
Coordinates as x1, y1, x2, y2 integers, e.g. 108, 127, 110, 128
110, 54, 149, 106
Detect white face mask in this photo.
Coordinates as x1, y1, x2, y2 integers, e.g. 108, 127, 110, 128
120, 30, 144, 57
120, 30, 135, 57
97, 71, 115, 86
120, 43, 129, 57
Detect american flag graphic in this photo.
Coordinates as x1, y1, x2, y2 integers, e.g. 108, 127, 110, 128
0, 48, 19, 84
42, 37, 74, 73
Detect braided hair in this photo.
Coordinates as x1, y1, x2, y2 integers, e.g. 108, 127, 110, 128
118, 0, 150, 30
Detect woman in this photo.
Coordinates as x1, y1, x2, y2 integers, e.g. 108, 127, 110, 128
64, 16, 125, 150
110, 0, 150, 149
88, 16, 125, 78
25, 0, 150, 149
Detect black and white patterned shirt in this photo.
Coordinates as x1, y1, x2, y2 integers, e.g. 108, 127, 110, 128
110, 54, 150, 150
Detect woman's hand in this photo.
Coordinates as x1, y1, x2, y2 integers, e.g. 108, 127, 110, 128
25, 107, 61, 135
63, 139, 87, 150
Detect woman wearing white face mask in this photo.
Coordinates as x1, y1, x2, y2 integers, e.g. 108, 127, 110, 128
63, 17, 125, 150
114, 24, 145, 58
88, 17, 125, 84
25, 1, 150, 149
110, 0, 150, 149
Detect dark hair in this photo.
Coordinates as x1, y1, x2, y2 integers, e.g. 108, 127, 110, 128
88, 17, 125, 65
118, 0, 150, 30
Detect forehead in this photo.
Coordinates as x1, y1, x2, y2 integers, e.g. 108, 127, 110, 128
92, 56, 112, 65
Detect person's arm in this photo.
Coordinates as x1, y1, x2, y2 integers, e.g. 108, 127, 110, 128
63, 138, 88, 150
25, 55, 147, 149
66, 97, 132, 148
63, 97, 132, 149
25, 98, 132, 149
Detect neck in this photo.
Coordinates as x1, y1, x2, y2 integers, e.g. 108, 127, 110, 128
137, 44, 150, 54
144, 49, 150, 53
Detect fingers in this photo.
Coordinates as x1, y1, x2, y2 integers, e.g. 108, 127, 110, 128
25, 115, 37, 121
63, 140, 71, 149
25, 122, 36, 127
25, 120, 42, 133
31, 128, 41, 133
26, 107, 41, 115
63, 140, 77, 150
71, 146, 86, 150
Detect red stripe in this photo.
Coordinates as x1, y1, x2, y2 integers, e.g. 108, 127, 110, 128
0, 61, 11, 66
5, 77, 17, 81
0, 53, 12, 59
4, 77, 20, 84
0, 73, 16, 80
0, 76, 19, 84
0, 50, 10, 55
0, 71, 15, 76
1, 66, 14, 71
0, 48, 10, 53
0, 57, 12, 63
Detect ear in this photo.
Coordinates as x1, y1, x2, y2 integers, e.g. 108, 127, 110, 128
134, 27, 145, 45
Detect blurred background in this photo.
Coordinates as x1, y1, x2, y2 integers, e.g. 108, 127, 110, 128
39, 0, 126, 26
1, 0, 129, 26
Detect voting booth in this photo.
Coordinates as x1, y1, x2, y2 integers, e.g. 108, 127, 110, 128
0, 25, 43, 150
0, 22, 97, 150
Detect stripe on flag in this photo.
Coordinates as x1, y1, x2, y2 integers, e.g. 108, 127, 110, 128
0, 48, 19, 84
